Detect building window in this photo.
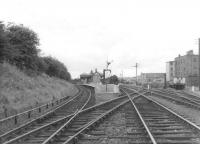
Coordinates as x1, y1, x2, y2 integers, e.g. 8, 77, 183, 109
193, 58, 197, 62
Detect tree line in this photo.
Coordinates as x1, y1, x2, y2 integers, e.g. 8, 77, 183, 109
0, 21, 71, 80
105, 75, 119, 84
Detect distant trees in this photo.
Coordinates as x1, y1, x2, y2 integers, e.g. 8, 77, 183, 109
106, 75, 119, 84
7, 24, 40, 70
0, 22, 71, 80
0, 21, 9, 62
43, 57, 71, 80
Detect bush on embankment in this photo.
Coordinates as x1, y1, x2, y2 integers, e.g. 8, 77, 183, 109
0, 21, 71, 80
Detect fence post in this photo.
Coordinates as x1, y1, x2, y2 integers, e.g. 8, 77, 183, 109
3, 106, 8, 118
14, 115, 17, 124
38, 107, 41, 113
28, 110, 31, 118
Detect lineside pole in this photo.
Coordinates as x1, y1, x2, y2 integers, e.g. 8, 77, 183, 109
133, 63, 138, 85
164, 73, 167, 89
199, 38, 200, 91
136, 63, 138, 85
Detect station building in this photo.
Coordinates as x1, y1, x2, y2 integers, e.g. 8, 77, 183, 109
80, 69, 103, 84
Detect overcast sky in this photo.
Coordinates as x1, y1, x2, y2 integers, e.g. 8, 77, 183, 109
1, 0, 200, 78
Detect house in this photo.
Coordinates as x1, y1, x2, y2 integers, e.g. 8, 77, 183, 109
80, 69, 103, 84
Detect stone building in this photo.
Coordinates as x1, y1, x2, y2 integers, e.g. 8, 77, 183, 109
175, 50, 199, 86
166, 50, 199, 86
80, 69, 103, 84
80, 73, 92, 83
166, 61, 175, 82
91, 69, 103, 84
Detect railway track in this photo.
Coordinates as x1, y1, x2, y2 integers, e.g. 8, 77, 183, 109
176, 90, 200, 103
3, 93, 136, 144
4, 84, 200, 144
0, 86, 92, 144
38, 94, 138, 144
145, 88, 200, 110
76, 99, 151, 144
60, 86, 200, 144
56, 92, 147, 144
134, 96, 200, 143
1, 86, 142, 144
121, 86, 200, 143
159, 88, 200, 104
122, 85, 200, 109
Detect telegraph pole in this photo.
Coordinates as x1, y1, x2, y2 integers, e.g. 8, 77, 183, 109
121, 70, 123, 81
133, 63, 138, 85
199, 38, 200, 91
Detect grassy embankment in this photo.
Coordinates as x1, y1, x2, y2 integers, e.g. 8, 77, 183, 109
0, 62, 78, 115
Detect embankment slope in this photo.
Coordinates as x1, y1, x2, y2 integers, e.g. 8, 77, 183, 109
0, 63, 78, 114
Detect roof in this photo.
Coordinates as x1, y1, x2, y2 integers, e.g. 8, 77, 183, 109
80, 73, 92, 78
141, 73, 165, 78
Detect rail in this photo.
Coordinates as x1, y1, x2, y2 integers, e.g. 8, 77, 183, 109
153, 88, 200, 105
151, 90, 200, 109
0, 87, 79, 120
3, 92, 129, 144
143, 94, 200, 131
41, 86, 92, 144
0, 86, 83, 142
121, 88, 157, 144
64, 90, 148, 144
123, 86, 200, 133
